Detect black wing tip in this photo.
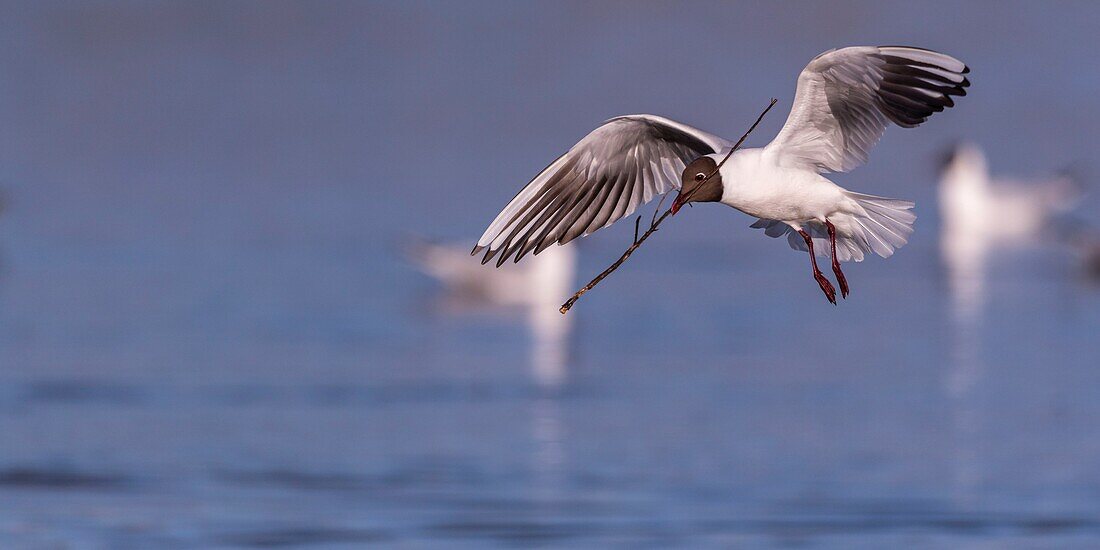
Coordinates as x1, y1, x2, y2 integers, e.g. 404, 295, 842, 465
513, 242, 535, 263
494, 243, 518, 268
474, 243, 509, 268
479, 246, 498, 265
877, 48, 970, 81
878, 54, 971, 124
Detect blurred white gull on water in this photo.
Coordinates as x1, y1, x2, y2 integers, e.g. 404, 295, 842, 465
940, 143, 1080, 248
406, 239, 577, 388
939, 142, 1082, 318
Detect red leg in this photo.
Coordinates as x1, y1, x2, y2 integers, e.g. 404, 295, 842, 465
825, 219, 849, 299
798, 229, 836, 305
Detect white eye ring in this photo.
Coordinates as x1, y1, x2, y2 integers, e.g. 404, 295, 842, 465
694, 172, 706, 181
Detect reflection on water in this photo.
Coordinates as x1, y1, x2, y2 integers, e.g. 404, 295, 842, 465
531, 397, 566, 504
942, 220, 987, 506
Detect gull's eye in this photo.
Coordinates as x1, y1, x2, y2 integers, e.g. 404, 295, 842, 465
694, 172, 706, 182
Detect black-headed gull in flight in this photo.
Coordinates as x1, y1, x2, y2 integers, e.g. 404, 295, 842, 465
474, 46, 970, 304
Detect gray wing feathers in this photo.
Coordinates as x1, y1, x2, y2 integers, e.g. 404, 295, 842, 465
766, 45, 969, 173
474, 115, 728, 266
749, 218, 791, 238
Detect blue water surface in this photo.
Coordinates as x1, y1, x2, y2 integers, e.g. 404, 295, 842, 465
0, 1, 1099, 547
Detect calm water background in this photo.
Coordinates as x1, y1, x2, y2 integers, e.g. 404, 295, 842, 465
1, 1, 1100, 547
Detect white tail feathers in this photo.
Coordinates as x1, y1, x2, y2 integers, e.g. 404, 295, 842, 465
843, 191, 916, 259
751, 191, 916, 263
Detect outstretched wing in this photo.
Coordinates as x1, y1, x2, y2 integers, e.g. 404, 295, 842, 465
765, 45, 970, 173
474, 115, 730, 266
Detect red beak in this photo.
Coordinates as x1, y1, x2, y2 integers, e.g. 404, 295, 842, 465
671, 195, 684, 215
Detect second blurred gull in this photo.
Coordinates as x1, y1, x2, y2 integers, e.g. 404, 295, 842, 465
408, 239, 576, 388
940, 143, 1081, 245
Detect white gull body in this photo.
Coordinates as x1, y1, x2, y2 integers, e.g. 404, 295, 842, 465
715, 147, 913, 263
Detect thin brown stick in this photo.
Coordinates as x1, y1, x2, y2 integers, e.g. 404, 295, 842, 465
559, 98, 778, 314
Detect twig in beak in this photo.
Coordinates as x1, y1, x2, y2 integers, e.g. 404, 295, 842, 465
652, 192, 670, 227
